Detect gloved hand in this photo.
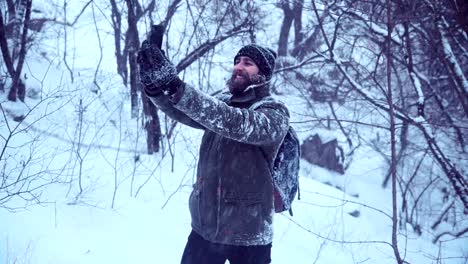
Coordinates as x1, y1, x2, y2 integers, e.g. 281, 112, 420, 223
137, 40, 182, 96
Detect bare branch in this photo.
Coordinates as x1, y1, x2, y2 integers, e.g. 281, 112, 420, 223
176, 22, 250, 72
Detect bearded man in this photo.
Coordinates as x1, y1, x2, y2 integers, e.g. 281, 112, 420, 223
137, 42, 290, 264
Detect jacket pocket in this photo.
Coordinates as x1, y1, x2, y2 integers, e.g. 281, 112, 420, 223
219, 192, 266, 242
223, 192, 263, 221
223, 192, 262, 206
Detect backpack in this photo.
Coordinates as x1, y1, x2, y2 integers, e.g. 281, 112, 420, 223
251, 98, 301, 216
271, 126, 301, 216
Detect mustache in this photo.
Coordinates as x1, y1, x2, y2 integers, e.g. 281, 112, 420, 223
231, 70, 249, 80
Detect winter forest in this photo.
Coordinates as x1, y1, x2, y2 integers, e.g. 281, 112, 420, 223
0, 0, 467, 263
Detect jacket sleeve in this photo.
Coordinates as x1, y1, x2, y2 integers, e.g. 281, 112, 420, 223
146, 91, 205, 130
173, 84, 290, 146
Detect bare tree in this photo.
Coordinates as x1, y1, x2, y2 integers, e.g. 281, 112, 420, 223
0, 88, 70, 210
273, 0, 467, 249
277, 0, 304, 57
0, 0, 32, 102
385, 0, 403, 262
109, 0, 160, 154
108, 0, 260, 154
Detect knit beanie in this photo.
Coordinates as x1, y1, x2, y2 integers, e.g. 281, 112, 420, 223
234, 44, 277, 81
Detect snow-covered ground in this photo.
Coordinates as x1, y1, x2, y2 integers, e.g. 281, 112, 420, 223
1, 149, 465, 263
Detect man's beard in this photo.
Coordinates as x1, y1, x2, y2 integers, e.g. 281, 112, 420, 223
227, 71, 263, 95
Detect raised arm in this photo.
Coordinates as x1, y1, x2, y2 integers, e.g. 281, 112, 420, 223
146, 90, 204, 130
173, 84, 289, 146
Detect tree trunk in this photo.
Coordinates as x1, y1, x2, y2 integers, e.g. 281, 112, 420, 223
277, 2, 294, 57
293, 0, 304, 47
0, 12, 15, 78
125, 0, 140, 118
1, 0, 31, 102
142, 95, 161, 154
386, 1, 403, 263
125, 0, 161, 154
110, 0, 128, 86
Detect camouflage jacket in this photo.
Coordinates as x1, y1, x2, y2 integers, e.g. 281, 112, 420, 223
147, 83, 290, 246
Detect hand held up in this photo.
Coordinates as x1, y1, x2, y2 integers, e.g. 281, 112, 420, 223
137, 24, 182, 97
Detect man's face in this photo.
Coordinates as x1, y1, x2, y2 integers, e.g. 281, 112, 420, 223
228, 56, 260, 95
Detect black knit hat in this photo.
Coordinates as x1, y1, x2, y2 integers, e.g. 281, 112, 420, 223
234, 44, 277, 81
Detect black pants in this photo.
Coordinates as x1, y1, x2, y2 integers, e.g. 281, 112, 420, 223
181, 230, 272, 264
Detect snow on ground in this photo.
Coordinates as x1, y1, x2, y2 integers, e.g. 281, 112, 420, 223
1, 141, 465, 263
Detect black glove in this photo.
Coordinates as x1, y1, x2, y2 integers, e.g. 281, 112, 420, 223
137, 40, 182, 96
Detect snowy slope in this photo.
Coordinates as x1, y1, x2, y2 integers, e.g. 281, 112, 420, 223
2, 154, 465, 263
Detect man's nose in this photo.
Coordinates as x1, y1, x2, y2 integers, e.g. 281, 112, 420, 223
233, 62, 245, 71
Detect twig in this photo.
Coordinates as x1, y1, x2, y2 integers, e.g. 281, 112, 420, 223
282, 214, 392, 246
63, 0, 74, 83
91, 3, 103, 93
300, 190, 392, 219
111, 103, 123, 209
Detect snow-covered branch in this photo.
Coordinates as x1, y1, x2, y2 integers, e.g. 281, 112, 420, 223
436, 17, 468, 115
332, 57, 468, 211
